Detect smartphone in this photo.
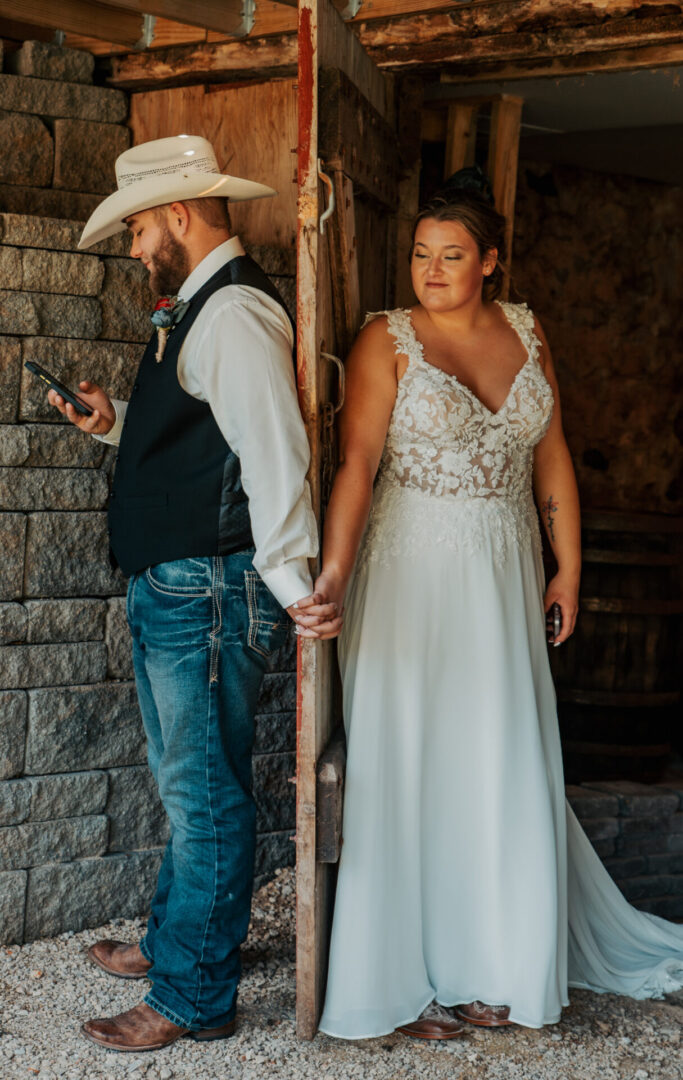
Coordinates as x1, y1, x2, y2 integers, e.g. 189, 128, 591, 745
546, 601, 562, 645
24, 360, 94, 417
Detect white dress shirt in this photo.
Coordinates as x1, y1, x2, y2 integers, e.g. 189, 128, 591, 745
98, 237, 318, 609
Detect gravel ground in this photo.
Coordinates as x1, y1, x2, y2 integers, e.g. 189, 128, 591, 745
1, 868, 681, 1080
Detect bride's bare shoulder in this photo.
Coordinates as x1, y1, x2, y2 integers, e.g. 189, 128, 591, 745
351, 311, 397, 359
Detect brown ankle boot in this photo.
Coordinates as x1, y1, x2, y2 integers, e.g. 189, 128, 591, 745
87, 940, 152, 980
81, 1002, 235, 1052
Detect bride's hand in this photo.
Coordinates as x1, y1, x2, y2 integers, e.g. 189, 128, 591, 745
287, 570, 345, 640
291, 569, 346, 640
544, 573, 579, 645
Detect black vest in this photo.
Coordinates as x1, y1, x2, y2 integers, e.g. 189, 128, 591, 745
108, 254, 292, 576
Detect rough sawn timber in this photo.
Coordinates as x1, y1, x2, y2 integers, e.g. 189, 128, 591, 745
103, 1, 683, 89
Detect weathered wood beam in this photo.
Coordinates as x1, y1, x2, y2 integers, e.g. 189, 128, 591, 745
317, 1, 390, 117
0, 15, 53, 42
394, 75, 423, 309
102, 0, 255, 37
0, 0, 151, 47
104, 4, 683, 89
319, 69, 397, 200
65, 20, 206, 56
106, 33, 298, 86
63, 1, 460, 55
487, 95, 522, 298
444, 102, 478, 176
361, 11, 683, 70
439, 41, 683, 84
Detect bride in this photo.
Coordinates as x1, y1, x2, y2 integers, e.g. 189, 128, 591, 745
294, 172, 683, 1040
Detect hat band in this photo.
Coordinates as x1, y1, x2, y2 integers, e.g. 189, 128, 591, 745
117, 155, 218, 189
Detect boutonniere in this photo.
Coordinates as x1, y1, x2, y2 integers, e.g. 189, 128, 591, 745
150, 296, 191, 362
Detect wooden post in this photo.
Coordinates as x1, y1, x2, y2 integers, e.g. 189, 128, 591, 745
487, 94, 523, 298
444, 100, 478, 178
395, 75, 423, 308
327, 171, 361, 357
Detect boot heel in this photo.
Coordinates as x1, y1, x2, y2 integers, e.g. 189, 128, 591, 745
190, 1021, 236, 1042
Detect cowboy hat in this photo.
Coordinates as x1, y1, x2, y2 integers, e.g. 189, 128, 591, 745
78, 134, 277, 249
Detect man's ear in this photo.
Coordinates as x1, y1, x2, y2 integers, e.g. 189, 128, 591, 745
167, 201, 191, 237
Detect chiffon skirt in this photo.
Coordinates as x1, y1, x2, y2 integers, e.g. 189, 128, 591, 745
319, 526, 683, 1039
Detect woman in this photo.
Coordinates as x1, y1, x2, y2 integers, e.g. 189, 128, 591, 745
297, 178, 683, 1040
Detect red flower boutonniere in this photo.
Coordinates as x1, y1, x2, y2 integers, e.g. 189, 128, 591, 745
150, 296, 190, 362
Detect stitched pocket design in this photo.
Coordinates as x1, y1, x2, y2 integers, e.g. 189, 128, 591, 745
145, 558, 213, 597
245, 570, 289, 659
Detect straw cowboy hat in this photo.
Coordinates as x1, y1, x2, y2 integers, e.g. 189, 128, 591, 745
78, 134, 277, 249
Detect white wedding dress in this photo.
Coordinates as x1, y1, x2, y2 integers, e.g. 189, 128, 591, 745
319, 303, 683, 1039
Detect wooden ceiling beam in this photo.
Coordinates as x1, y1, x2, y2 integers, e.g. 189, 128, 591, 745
439, 40, 683, 83
0, 0, 152, 47
369, 13, 683, 70
63, 1, 462, 54
104, 5, 683, 90
110, 33, 299, 87
0, 15, 54, 43
102, 0, 255, 37
362, 10, 683, 70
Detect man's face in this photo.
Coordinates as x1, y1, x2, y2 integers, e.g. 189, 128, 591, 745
126, 208, 190, 296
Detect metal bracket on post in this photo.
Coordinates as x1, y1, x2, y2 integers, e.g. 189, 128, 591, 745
232, 0, 256, 39
318, 160, 335, 235
338, 0, 362, 18
134, 14, 156, 50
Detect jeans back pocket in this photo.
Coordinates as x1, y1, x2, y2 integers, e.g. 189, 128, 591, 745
244, 570, 290, 659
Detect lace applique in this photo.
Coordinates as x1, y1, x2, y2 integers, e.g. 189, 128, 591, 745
358, 304, 554, 569
357, 480, 543, 572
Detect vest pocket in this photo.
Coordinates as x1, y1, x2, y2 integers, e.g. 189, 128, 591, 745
244, 570, 289, 659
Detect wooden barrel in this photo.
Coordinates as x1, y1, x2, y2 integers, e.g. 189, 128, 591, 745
548, 510, 683, 784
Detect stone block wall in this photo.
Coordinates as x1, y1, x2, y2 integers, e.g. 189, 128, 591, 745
0, 43, 298, 945
0, 41, 129, 222
568, 781, 683, 918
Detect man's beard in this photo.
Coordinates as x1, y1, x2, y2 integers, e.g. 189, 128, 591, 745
149, 227, 191, 296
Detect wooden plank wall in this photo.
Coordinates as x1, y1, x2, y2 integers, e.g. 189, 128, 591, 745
129, 79, 298, 248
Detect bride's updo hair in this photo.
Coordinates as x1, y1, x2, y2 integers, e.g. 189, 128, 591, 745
411, 166, 508, 300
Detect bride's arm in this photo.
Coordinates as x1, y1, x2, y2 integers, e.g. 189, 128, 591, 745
306, 317, 400, 639
532, 318, 581, 645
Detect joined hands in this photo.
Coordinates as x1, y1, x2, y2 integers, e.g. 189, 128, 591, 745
287, 570, 346, 640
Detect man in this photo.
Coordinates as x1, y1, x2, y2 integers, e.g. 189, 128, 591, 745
49, 135, 332, 1052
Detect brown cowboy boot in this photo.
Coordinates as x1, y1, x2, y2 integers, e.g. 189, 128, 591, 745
87, 940, 152, 980
81, 1002, 236, 1052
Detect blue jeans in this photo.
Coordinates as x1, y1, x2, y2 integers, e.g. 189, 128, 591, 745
126, 552, 289, 1029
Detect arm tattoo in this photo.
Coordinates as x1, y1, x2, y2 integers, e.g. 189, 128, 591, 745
542, 494, 559, 543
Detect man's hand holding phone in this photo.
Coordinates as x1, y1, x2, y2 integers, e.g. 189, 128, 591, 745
48, 380, 116, 436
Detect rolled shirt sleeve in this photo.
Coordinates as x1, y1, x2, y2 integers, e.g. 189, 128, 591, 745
179, 286, 319, 609
92, 399, 127, 446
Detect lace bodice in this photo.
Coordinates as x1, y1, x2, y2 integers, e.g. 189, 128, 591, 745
358, 303, 554, 569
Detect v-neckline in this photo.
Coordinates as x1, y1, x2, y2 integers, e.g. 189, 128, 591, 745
405, 302, 532, 419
